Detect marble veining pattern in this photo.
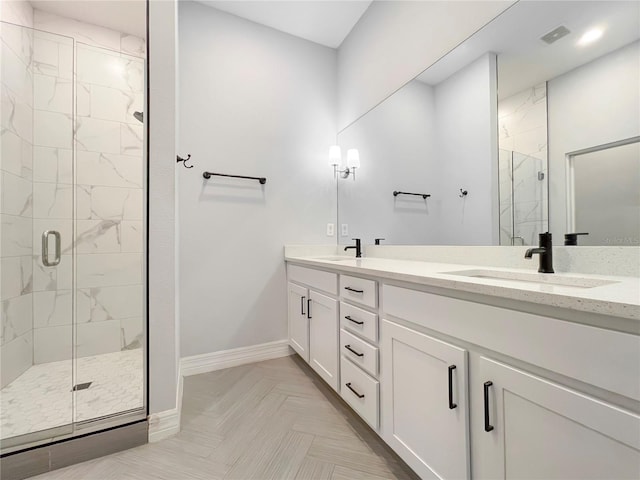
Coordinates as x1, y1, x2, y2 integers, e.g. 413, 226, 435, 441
2, 7, 146, 426
0, 349, 144, 439
1, 19, 35, 388
498, 83, 548, 245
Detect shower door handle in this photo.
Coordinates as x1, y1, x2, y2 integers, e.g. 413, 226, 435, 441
42, 230, 61, 267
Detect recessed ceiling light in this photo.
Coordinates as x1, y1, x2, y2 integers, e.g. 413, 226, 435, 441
578, 28, 603, 46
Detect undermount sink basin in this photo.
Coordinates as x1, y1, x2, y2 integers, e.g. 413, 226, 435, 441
311, 256, 355, 262
442, 269, 618, 289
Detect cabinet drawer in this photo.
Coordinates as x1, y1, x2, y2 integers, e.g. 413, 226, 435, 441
340, 275, 377, 308
288, 264, 337, 295
340, 302, 378, 343
340, 329, 379, 377
340, 357, 379, 429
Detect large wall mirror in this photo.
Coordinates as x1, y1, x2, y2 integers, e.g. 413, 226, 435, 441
336, 0, 639, 247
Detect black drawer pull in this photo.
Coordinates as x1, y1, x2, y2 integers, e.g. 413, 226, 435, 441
300, 296, 305, 315
345, 344, 364, 357
345, 315, 364, 325
345, 382, 365, 398
484, 381, 494, 432
448, 365, 457, 410
307, 298, 312, 319
344, 286, 364, 294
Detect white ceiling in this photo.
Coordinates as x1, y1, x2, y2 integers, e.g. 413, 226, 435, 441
415, 1, 640, 99
30, 0, 146, 38
196, 1, 372, 48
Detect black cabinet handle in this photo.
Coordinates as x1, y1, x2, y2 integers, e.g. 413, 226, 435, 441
300, 296, 305, 316
345, 315, 364, 325
484, 381, 494, 432
345, 345, 364, 357
344, 286, 364, 294
448, 365, 457, 410
307, 298, 312, 319
345, 382, 365, 398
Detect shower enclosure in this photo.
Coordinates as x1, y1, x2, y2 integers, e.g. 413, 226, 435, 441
1, 19, 147, 453
499, 149, 548, 246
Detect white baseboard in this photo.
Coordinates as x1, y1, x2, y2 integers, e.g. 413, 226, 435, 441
148, 365, 184, 443
149, 340, 291, 442
148, 407, 180, 442
181, 339, 293, 377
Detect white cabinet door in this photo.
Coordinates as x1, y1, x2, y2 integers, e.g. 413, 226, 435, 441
476, 356, 640, 480
381, 320, 470, 480
309, 290, 339, 391
288, 282, 309, 362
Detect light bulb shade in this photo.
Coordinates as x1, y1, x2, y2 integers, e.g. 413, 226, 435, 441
347, 148, 360, 169
329, 145, 341, 166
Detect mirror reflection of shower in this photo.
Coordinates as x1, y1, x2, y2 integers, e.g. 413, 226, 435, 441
133, 111, 144, 123
499, 149, 548, 246
498, 83, 549, 246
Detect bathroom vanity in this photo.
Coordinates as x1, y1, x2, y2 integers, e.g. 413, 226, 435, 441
285, 250, 640, 480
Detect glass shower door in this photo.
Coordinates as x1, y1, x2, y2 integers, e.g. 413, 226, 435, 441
1, 23, 75, 448
498, 149, 548, 246
511, 152, 548, 246
73, 42, 146, 424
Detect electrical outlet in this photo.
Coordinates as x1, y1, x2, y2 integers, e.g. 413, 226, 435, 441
341, 224, 348, 237
326, 223, 334, 236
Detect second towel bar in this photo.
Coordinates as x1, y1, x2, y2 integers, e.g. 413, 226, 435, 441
203, 172, 267, 184
393, 191, 430, 199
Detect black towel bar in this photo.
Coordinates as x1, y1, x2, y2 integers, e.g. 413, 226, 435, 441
393, 191, 430, 199
203, 172, 267, 184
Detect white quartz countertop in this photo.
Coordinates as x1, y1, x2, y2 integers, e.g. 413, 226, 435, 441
285, 255, 640, 321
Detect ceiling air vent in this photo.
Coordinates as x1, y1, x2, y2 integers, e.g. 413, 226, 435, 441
541, 26, 571, 44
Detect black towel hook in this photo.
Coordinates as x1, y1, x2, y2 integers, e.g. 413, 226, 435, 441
177, 154, 193, 169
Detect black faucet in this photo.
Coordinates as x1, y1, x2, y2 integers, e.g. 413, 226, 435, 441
525, 232, 554, 273
344, 238, 362, 258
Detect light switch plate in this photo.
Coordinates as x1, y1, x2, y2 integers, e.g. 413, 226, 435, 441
326, 223, 334, 236
341, 224, 348, 236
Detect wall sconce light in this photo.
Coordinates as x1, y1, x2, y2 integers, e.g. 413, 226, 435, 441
329, 145, 360, 180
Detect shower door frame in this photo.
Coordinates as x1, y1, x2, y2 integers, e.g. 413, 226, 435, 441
0, 15, 150, 456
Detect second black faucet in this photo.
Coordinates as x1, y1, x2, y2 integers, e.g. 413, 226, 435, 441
344, 238, 362, 258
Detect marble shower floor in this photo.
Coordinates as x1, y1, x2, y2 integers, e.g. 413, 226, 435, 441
1, 349, 143, 440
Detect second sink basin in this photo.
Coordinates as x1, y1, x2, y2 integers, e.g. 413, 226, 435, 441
442, 269, 618, 289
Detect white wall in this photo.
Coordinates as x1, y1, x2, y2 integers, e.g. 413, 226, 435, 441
148, 0, 179, 414
178, 1, 337, 357
547, 41, 640, 240
435, 53, 498, 245
338, 79, 438, 245
337, 0, 513, 130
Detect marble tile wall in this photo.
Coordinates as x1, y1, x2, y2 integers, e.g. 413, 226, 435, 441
1, 21, 34, 388
34, 10, 145, 58
28, 29, 75, 366
498, 83, 549, 246
72, 43, 144, 362
28, 13, 146, 365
